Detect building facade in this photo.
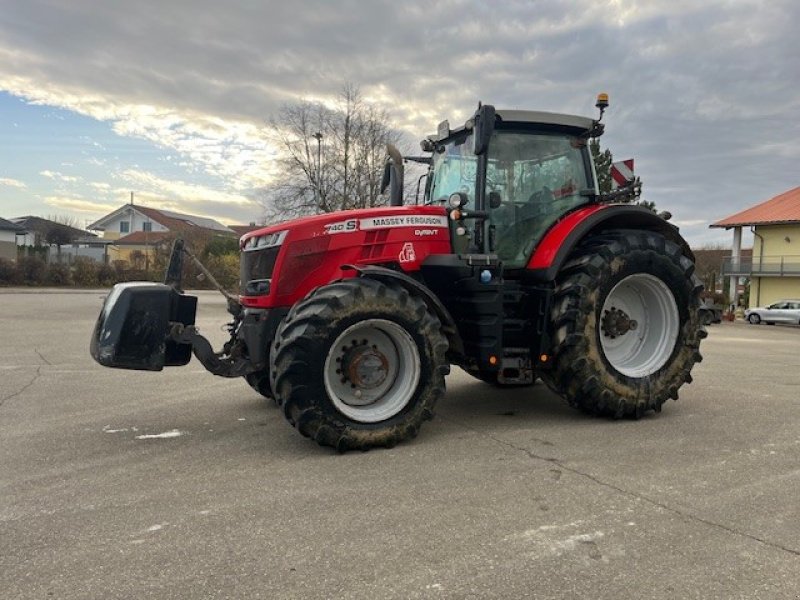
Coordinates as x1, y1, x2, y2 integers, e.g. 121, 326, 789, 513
711, 186, 800, 308
0, 218, 25, 261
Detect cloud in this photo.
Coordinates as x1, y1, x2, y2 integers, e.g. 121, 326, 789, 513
118, 169, 256, 206
43, 196, 118, 214
1, 0, 799, 245
40, 170, 82, 183
0, 177, 27, 188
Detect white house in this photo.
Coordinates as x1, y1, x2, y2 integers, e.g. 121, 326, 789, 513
88, 204, 234, 241
0, 217, 25, 262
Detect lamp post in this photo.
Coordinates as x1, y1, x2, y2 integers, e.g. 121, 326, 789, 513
313, 132, 323, 208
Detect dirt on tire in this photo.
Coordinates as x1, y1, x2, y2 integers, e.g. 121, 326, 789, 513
271, 278, 448, 451
542, 229, 706, 417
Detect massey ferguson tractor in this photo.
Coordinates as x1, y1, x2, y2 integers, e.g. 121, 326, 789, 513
91, 95, 706, 451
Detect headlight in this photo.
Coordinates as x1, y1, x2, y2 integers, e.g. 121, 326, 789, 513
243, 230, 288, 251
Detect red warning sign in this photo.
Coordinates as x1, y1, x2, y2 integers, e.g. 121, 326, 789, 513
611, 159, 634, 189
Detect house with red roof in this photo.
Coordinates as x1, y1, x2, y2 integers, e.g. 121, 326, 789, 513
88, 203, 239, 267
710, 186, 800, 308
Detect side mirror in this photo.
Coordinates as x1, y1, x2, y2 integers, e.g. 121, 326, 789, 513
472, 104, 496, 155
488, 191, 502, 209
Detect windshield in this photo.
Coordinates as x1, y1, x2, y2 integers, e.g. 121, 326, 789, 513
427, 129, 592, 267
488, 131, 591, 267
428, 133, 476, 206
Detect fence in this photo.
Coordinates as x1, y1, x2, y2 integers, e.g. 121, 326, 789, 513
18, 245, 109, 264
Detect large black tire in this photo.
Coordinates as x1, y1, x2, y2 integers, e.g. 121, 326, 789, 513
271, 278, 449, 451
542, 230, 706, 417
245, 369, 276, 403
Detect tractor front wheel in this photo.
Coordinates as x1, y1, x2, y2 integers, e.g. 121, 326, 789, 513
271, 278, 448, 451
245, 369, 275, 404
543, 230, 706, 417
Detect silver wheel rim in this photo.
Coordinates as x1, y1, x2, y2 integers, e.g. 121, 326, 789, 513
599, 273, 679, 378
323, 319, 420, 423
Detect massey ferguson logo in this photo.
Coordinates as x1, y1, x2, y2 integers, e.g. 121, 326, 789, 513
324, 219, 358, 234
398, 243, 416, 263
360, 215, 447, 230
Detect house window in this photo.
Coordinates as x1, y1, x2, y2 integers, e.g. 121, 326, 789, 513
120, 221, 130, 233
143, 222, 152, 232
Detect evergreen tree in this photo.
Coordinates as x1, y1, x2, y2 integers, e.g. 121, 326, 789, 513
590, 138, 613, 194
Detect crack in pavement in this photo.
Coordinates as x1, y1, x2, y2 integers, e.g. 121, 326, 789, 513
0, 365, 43, 409
0, 348, 51, 409
443, 415, 800, 558
35, 348, 53, 366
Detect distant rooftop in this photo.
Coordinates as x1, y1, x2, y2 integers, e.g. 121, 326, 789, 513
0, 217, 26, 232
711, 186, 800, 228
88, 204, 234, 234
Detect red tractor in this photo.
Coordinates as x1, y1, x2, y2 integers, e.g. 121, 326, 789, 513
91, 96, 706, 451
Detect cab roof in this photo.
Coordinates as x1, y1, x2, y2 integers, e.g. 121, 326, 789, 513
495, 109, 594, 133
429, 109, 595, 142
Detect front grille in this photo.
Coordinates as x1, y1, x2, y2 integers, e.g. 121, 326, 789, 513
240, 246, 280, 296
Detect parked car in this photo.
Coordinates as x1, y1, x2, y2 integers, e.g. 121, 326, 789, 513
744, 300, 800, 325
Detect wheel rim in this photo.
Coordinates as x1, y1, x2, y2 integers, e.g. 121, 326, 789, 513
599, 273, 679, 378
749, 314, 760, 324
323, 319, 420, 423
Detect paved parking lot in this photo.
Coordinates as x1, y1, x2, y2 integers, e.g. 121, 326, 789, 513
1, 289, 798, 599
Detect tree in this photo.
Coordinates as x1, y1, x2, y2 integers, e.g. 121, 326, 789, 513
589, 138, 614, 194
590, 139, 656, 212
262, 84, 403, 221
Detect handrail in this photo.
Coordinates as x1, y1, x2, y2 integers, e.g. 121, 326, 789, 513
721, 254, 800, 276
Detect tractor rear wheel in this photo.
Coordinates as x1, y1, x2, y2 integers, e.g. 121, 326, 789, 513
543, 230, 706, 417
271, 278, 448, 451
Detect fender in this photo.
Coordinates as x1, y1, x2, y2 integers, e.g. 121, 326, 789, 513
342, 264, 464, 357
526, 204, 693, 281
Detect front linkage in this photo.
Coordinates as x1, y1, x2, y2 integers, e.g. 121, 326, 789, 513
90, 239, 280, 380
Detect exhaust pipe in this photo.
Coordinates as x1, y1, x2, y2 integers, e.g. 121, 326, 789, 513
381, 144, 405, 206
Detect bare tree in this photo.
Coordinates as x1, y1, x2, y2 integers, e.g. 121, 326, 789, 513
44, 214, 84, 263
261, 84, 403, 221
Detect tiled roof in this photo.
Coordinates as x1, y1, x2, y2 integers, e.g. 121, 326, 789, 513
134, 206, 234, 233
711, 186, 800, 228
88, 204, 234, 234
0, 217, 25, 232
115, 231, 173, 245
11, 215, 88, 237
133, 206, 193, 231
229, 224, 264, 237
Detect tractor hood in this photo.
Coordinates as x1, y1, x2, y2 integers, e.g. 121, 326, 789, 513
238, 205, 452, 309
239, 205, 449, 250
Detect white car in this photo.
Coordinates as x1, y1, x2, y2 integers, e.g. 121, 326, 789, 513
745, 300, 800, 325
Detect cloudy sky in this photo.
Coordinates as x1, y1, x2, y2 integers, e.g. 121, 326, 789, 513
1, 0, 798, 246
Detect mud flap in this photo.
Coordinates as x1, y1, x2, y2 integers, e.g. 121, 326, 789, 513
90, 282, 197, 371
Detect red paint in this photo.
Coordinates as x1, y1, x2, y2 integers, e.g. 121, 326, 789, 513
239, 205, 452, 309
527, 204, 608, 270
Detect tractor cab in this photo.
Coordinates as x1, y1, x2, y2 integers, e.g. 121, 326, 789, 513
423, 107, 600, 268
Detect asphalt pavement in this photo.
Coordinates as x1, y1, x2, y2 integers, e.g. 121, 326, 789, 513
1, 289, 798, 599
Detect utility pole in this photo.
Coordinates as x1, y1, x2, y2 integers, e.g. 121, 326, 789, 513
313, 132, 323, 209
